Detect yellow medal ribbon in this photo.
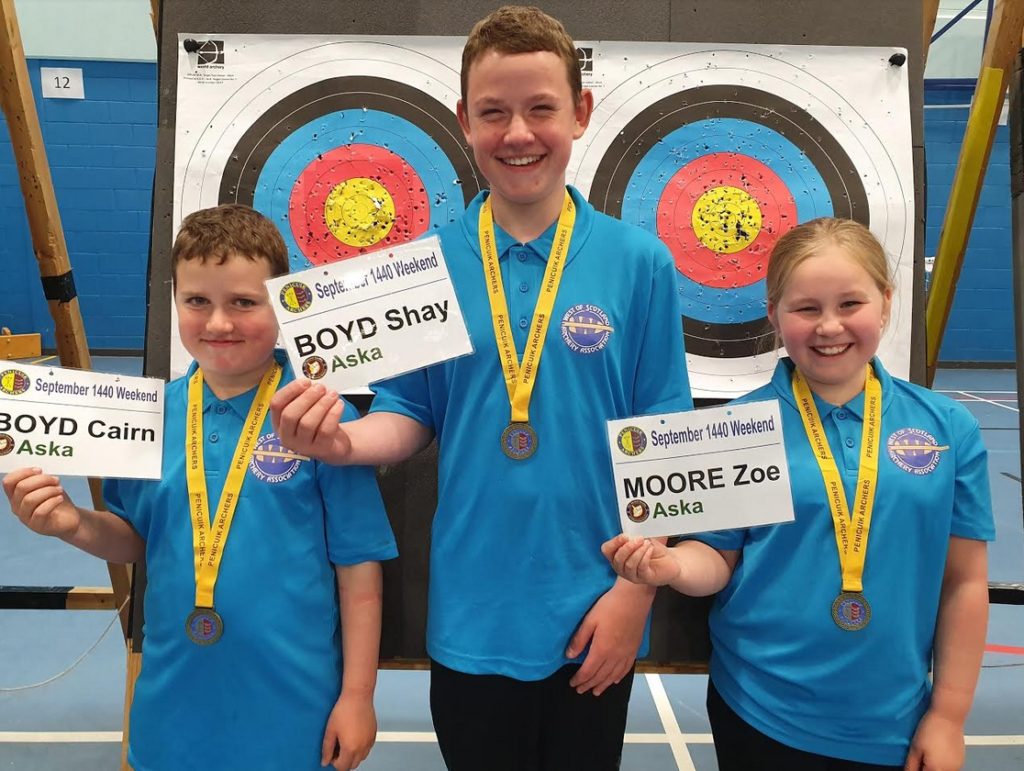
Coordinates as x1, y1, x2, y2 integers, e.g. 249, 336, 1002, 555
186, 363, 282, 610
479, 191, 576, 425
792, 365, 880, 595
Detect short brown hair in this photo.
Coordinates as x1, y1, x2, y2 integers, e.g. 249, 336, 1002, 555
461, 5, 582, 106
171, 204, 289, 283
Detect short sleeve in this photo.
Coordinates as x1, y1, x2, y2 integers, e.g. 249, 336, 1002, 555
320, 397, 398, 565
633, 256, 693, 415
369, 367, 435, 430
950, 409, 995, 542
102, 477, 150, 539
687, 528, 747, 551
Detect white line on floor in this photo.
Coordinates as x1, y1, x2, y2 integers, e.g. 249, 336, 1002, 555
1, 730, 1020, 748
955, 391, 1020, 413
645, 673, 698, 771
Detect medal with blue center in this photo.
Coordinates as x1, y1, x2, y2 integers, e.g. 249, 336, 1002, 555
184, 362, 282, 644
831, 592, 872, 631
793, 365, 881, 632
185, 607, 224, 645
501, 422, 538, 460
479, 192, 576, 461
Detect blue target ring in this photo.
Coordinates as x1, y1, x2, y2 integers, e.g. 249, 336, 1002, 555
254, 110, 463, 270
218, 76, 481, 268
590, 85, 869, 360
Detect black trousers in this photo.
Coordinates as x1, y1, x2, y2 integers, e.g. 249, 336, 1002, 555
706, 680, 903, 771
429, 658, 635, 771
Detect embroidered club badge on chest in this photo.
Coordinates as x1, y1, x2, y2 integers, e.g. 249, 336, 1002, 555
560, 304, 614, 354
886, 428, 948, 475
249, 433, 305, 483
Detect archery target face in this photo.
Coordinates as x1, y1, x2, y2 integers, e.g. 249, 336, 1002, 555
571, 44, 913, 398
173, 35, 481, 376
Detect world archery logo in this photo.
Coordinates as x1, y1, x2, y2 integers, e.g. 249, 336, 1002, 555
249, 433, 306, 483
0, 369, 30, 396
617, 426, 647, 457
887, 428, 948, 475
560, 304, 613, 354
182, 39, 225, 66
279, 281, 313, 314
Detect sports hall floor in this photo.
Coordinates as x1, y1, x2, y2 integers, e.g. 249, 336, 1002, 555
0, 358, 1021, 770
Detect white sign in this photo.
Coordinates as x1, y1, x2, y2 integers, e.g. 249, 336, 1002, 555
607, 400, 794, 537
266, 236, 473, 390
40, 67, 84, 99
0, 364, 164, 479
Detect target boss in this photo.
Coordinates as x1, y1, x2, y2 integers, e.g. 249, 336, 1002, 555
293, 300, 451, 370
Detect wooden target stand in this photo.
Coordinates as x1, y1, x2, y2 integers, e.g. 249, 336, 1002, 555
0, 0, 134, 765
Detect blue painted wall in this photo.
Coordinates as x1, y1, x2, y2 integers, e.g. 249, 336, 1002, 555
925, 80, 1015, 363
0, 59, 154, 351
0, 63, 1015, 361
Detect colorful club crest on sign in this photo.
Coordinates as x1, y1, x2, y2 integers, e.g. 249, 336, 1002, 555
626, 499, 650, 523
887, 428, 948, 475
560, 304, 613, 354
279, 282, 313, 314
249, 433, 305, 483
301, 356, 328, 380
0, 369, 30, 396
617, 426, 647, 457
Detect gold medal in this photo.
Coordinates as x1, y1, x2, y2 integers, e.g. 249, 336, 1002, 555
500, 422, 538, 460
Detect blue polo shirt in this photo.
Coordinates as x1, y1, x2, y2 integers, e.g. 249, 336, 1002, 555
371, 186, 693, 679
693, 357, 994, 765
104, 352, 397, 771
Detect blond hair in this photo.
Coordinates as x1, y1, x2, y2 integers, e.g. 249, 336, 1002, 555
767, 218, 893, 309
461, 5, 582, 106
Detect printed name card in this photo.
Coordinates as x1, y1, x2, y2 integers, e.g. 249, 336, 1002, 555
266, 236, 474, 390
0, 364, 164, 478
607, 400, 795, 537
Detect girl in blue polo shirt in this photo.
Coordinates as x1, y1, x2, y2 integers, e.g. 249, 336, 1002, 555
604, 217, 993, 771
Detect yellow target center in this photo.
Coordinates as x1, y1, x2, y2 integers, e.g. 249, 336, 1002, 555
691, 186, 762, 254
325, 178, 396, 248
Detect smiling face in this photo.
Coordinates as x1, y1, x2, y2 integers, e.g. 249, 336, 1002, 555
174, 254, 280, 399
457, 49, 592, 230
768, 244, 892, 405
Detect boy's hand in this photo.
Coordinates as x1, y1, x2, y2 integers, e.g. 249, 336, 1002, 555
565, 579, 652, 696
903, 710, 966, 771
3, 467, 81, 539
270, 380, 351, 462
320, 692, 376, 770
602, 534, 681, 587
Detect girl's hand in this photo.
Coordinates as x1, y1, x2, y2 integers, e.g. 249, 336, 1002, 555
601, 534, 681, 586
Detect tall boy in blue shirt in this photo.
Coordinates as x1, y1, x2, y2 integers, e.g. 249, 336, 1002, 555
4, 203, 397, 771
271, 6, 692, 769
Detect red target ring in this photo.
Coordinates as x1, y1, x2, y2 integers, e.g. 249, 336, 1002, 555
288, 143, 430, 264
656, 152, 797, 289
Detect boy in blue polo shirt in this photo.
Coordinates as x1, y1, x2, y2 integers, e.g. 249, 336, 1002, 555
3, 203, 397, 771
270, 6, 692, 769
